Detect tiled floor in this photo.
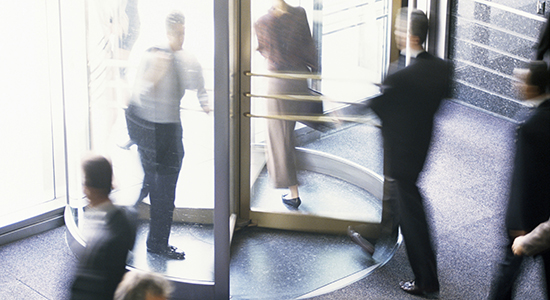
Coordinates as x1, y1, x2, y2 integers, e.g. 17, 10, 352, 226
1, 100, 548, 299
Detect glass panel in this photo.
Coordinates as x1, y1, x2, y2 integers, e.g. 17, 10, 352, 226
449, 0, 546, 120
249, 0, 389, 221
0, 1, 56, 219
80, 0, 215, 282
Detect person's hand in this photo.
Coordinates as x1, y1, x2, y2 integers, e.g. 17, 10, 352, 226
512, 235, 526, 256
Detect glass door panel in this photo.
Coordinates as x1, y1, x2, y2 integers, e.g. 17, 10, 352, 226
0, 1, 58, 221
246, 0, 390, 235
78, 0, 216, 283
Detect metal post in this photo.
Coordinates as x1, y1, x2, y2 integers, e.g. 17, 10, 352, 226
214, 0, 230, 298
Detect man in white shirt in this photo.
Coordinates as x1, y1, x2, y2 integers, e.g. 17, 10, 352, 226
125, 10, 210, 260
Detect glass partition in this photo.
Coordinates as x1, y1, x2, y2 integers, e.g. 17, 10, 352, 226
246, 0, 389, 229
0, 1, 64, 228
68, 0, 216, 284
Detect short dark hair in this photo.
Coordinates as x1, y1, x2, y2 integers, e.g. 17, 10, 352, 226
166, 10, 185, 30
527, 60, 550, 93
399, 8, 429, 44
82, 155, 112, 195
114, 271, 173, 300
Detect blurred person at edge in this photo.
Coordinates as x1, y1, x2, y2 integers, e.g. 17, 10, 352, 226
488, 61, 550, 300
114, 271, 173, 300
70, 154, 137, 300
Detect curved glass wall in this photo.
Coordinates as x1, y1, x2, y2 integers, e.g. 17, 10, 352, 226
64, 0, 219, 288
245, 0, 390, 229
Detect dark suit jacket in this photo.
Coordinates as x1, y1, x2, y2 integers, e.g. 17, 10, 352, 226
369, 51, 452, 179
505, 100, 550, 232
71, 206, 137, 300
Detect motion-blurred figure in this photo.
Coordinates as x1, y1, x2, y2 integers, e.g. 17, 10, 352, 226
536, 13, 550, 65
125, 10, 210, 260
254, 0, 321, 209
114, 271, 173, 300
488, 61, 550, 300
70, 155, 137, 300
358, 9, 451, 298
87, 0, 141, 154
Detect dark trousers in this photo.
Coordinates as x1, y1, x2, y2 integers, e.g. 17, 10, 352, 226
126, 105, 184, 249
383, 129, 439, 291
489, 237, 550, 299
394, 175, 439, 291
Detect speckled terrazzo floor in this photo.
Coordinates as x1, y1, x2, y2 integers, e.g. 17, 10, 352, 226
0, 100, 547, 300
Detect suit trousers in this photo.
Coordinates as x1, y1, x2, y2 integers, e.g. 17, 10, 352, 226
126, 105, 184, 249
265, 117, 298, 188
146, 173, 179, 249
264, 76, 309, 189
394, 175, 439, 291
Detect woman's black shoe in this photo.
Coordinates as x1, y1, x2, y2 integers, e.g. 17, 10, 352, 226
282, 195, 301, 209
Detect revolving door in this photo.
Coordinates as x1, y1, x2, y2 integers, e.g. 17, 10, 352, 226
229, 1, 401, 298
63, 0, 401, 298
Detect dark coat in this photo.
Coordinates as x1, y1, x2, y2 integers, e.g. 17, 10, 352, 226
71, 206, 137, 300
370, 51, 452, 179
505, 100, 550, 232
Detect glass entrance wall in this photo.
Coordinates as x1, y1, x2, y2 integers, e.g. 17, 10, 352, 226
62, 0, 219, 288
0, 0, 66, 232
70, 0, 215, 209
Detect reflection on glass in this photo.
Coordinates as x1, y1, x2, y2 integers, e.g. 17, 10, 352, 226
83, 0, 214, 281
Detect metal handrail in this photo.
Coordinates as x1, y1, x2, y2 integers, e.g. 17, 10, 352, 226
243, 112, 381, 127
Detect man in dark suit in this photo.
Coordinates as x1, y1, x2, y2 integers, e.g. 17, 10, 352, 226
70, 155, 137, 300
364, 8, 452, 298
488, 61, 550, 300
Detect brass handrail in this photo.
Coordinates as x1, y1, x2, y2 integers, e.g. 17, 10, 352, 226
244, 93, 367, 106
244, 71, 322, 80
243, 112, 381, 127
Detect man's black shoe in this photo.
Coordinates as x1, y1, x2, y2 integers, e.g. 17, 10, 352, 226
147, 245, 185, 260
399, 280, 439, 299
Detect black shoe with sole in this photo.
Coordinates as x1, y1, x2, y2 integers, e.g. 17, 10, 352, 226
147, 245, 185, 260
399, 280, 439, 299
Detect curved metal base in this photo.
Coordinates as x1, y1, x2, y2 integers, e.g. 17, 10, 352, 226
65, 147, 399, 300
